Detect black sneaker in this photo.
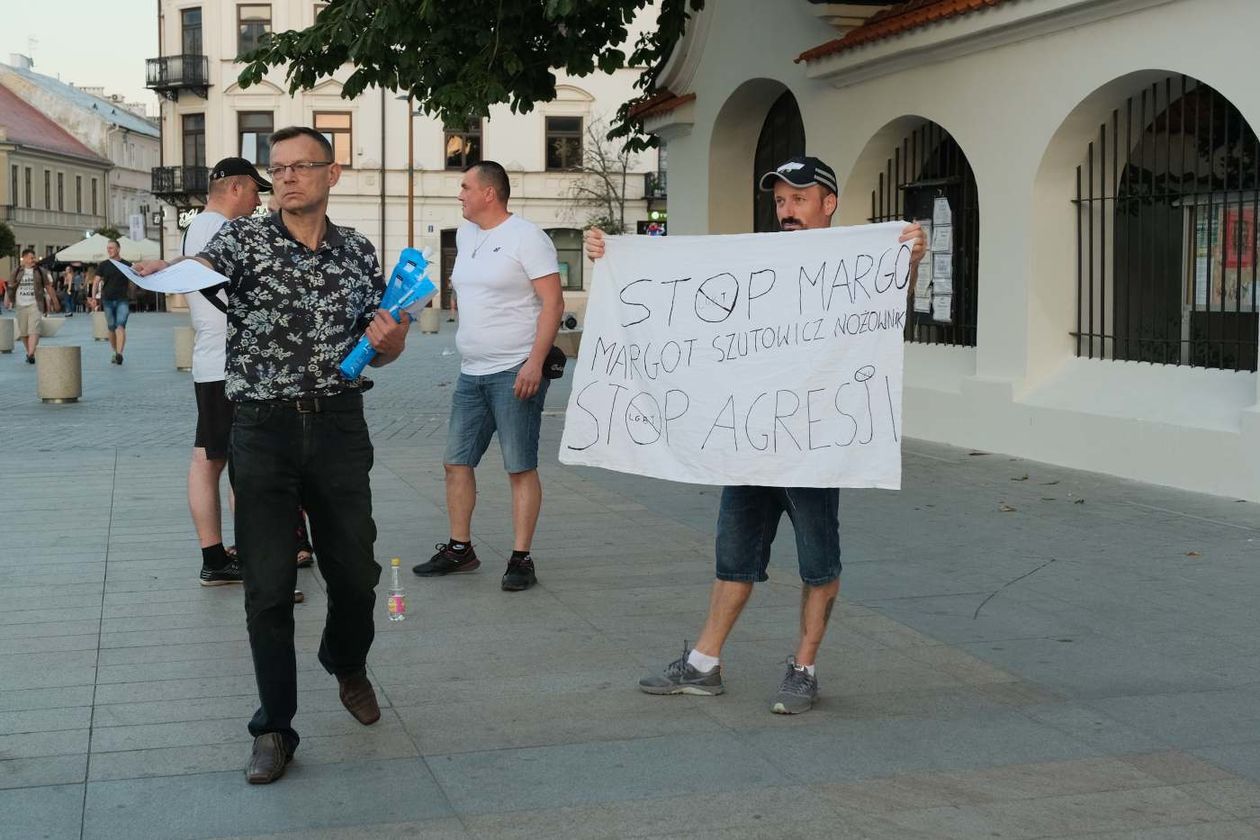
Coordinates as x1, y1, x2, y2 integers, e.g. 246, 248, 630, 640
501, 555, 537, 591
412, 543, 480, 577
116, 353, 124, 365
200, 558, 243, 586
25, 354, 35, 364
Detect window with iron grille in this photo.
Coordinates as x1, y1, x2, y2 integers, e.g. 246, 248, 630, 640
868, 121, 979, 347
444, 120, 482, 170
1075, 75, 1260, 371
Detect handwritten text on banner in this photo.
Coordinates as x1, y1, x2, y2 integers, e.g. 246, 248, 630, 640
558, 223, 912, 488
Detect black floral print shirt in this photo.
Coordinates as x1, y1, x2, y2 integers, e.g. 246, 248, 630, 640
199, 211, 384, 401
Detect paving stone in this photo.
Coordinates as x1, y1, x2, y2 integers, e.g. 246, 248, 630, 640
0, 783, 84, 840
7, 314, 1260, 837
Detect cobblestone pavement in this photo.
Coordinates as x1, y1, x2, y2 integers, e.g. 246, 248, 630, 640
3, 312, 1260, 839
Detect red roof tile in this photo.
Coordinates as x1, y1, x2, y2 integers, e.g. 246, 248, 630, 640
798, 0, 1014, 63
627, 90, 696, 121
0, 85, 109, 163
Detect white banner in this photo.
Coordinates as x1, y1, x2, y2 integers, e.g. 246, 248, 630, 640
559, 223, 912, 489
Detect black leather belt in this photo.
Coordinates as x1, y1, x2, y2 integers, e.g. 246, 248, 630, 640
245, 391, 363, 414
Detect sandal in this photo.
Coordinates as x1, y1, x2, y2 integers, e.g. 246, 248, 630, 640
296, 547, 314, 568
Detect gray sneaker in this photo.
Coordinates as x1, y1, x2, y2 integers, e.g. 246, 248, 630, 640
639, 646, 725, 696
771, 656, 818, 714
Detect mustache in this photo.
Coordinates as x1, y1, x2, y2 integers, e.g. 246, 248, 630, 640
779, 217, 803, 229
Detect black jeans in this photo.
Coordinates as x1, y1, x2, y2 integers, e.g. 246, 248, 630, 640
230, 395, 380, 751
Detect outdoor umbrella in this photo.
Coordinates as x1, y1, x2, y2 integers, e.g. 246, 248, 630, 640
54, 234, 160, 263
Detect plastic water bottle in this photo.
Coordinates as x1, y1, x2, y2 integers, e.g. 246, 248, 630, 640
387, 557, 406, 621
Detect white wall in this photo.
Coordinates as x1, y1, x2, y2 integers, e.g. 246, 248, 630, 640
646, 0, 1260, 500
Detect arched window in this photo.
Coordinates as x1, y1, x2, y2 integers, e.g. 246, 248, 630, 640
752, 91, 806, 233
869, 121, 979, 347
1076, 76, 1260, 370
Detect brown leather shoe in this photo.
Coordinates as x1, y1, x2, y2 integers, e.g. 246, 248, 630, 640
245, 733, 293, 784
337, 670, 381, 725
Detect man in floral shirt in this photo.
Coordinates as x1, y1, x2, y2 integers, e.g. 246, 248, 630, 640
136, 126, 410, 785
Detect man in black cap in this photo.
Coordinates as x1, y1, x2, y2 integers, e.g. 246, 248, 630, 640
585, 155, 925, 715
184, 157, 271, 587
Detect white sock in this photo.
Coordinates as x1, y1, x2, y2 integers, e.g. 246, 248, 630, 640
798, 662, 816, 676
687, 649, 720, 673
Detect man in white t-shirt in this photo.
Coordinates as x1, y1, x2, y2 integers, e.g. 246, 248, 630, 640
412, 161, 564, 591
184, 157, 271, 586
5, 249, 54, 363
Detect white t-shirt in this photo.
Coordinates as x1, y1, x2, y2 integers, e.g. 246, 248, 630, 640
452, 214, 560, 375
182, 211, 230, 383
15, 268, 37, 308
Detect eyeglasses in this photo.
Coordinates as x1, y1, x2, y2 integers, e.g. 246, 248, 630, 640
265, 161, 334, 178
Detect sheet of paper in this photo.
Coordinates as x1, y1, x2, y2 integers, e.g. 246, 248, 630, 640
930, 224, 953, 253
913, 280, 932, 313
931, 274, 953, 295
933, 196, 952, 226
113, 258, 228, 294
932, 294, 953, 322
932, 252, 953, 280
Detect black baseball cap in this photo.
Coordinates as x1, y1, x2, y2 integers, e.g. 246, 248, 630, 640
209, 157, 272, 192
758, 156, 837, 195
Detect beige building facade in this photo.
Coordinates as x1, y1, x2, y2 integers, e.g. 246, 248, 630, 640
640, 0, 1260, 500
0, 55, 161, 243
0, 86, 112, 276
150, 0, 660, 314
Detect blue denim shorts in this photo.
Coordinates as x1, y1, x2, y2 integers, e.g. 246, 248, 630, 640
715, 486, 841, 586
444, 363, 549, 474
102, 298, 130, 330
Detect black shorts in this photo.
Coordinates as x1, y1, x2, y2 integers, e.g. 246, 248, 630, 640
194, 380, 234, 460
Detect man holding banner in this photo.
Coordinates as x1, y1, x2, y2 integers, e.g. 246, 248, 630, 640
582, 155, 926, 714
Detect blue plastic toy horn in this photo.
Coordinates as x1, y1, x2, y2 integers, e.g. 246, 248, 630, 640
339, 247, 438, 379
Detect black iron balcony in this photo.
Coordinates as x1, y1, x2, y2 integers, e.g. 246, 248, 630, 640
152, 166, 209, 202
145, 55, 210, 100
645, 171, 667, 200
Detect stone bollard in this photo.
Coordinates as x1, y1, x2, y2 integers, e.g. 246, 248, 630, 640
0, 317, 13, 353
174, 325, 195, 371
92, 310, 110, 341
419, 306, 441, 334
36, 345, 82, 404
38, 317, 65, 338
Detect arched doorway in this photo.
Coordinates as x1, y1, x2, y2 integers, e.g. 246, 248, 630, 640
752, 91, 806, 233
1076, 75, 1260, 370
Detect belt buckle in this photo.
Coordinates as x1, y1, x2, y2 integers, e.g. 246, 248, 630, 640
295, 397, 321, 414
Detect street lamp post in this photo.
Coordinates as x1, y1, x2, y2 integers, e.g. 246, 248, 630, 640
407, 95, 414, 248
